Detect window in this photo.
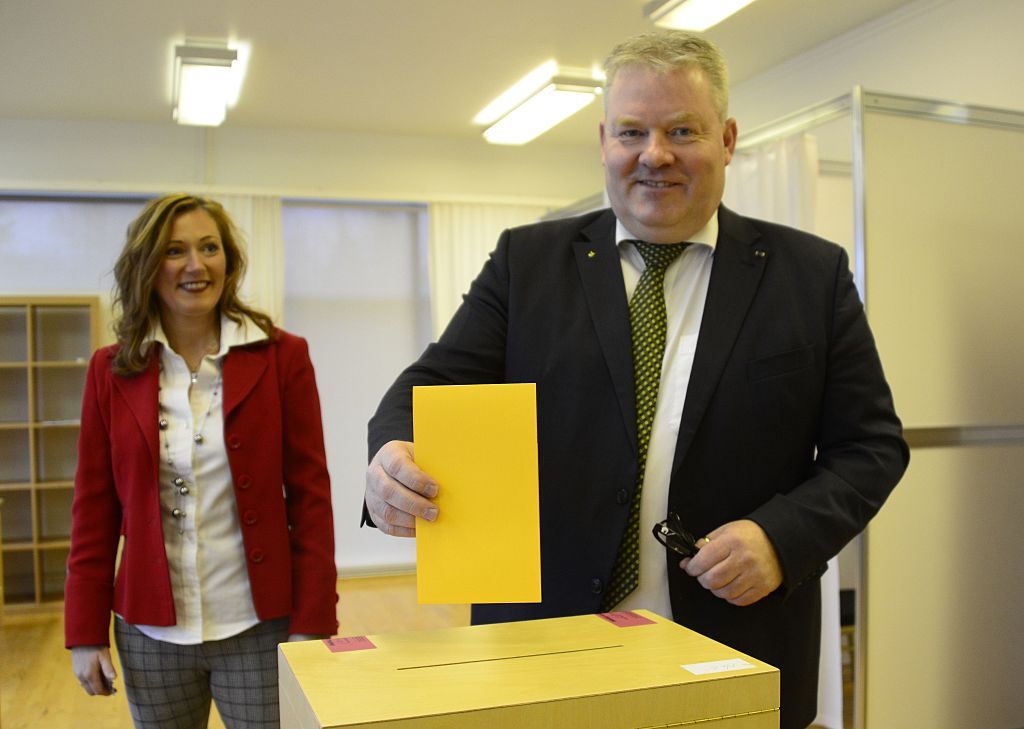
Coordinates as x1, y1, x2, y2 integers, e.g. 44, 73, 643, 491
282, 201, 430, 572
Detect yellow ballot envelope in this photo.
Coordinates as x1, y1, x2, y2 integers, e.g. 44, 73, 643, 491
412, 383, 541, 604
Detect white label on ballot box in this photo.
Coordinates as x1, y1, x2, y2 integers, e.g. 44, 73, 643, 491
681, 658, 755, 675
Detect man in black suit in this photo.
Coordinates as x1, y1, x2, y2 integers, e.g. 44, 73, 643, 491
365, 30, 907, 729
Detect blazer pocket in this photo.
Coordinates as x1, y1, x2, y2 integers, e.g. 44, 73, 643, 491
747, 344, 815, 382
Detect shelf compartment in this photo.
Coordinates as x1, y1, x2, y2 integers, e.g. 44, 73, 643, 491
2, 296, 97, 611
33, 306, 93, 362
35, 366, 87, 422
36, 427, 80, 483
40, 546, 70, 601
0, 367, 29, 423
0, 489, 33, 543
0, 429, 31, 483
39, 486, 74, 541
0, 306, 28, 361
1, 548, 37, 604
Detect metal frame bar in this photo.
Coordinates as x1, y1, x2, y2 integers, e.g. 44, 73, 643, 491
904, 425, 1024, 448
735, 93, 852, 151
862, 90, 1024, 132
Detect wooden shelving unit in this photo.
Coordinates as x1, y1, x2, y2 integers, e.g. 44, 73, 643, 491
0, 296, 99, 611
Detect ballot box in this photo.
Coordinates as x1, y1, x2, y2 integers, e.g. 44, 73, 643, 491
279, 609, 779, 728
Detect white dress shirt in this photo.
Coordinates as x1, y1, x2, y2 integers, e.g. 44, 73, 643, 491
613, 212, 718, 620
132, 315, 268, 644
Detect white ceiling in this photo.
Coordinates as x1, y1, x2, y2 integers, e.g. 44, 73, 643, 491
0, 0, 915, 147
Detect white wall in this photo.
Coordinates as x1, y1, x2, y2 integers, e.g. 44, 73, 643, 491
730, 0, 1024, 132
0, 118, 600, 206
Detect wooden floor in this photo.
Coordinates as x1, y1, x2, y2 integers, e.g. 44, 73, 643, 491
0, 574, 469, 729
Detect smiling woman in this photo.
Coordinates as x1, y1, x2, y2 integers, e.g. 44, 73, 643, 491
64, 193, 339, 729
153, 207, 227, 344
108, 195, 273, 377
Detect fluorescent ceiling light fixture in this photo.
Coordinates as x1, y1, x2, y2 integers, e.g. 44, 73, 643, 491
173, 42, 239, 126
644, 0, 759, 31
475, 62, 604, 145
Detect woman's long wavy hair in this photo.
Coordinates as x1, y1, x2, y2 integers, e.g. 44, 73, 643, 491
111, 193, 275, 375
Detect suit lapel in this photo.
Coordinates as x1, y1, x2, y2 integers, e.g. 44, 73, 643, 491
223, 344, 268, 417
672, 206, 767, 474
112, 354, 160, 473
573, 210, 637, 455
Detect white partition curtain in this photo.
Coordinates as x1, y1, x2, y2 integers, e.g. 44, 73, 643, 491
217, 194, 285, 325
724, 134, 843, 729
724, 133, 819, 230
427, 201, 551, 339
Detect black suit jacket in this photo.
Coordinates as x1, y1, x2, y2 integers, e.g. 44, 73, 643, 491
368, 205, 908, 729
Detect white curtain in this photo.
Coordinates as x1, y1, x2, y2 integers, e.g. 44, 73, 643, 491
217, 194, 285, 325
427, 201, 550, 339
724, 133, 818, 231
813, 563, 845, 729
724, 134, 843, 729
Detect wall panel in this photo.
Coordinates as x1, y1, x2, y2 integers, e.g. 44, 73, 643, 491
862, 105, 1024, 729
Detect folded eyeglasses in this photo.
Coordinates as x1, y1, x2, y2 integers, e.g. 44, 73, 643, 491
652, 512, 699, 558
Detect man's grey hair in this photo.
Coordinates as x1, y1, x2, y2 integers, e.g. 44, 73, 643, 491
603, 30, 730, 121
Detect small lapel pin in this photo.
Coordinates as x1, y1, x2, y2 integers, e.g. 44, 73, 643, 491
587, 250, 596, 258
754, 249, 766, 258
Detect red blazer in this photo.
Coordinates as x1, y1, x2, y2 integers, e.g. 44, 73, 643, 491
65, 330, 338, 647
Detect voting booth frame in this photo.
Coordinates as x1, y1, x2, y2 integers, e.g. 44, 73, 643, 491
733, 87, 1024, 729
278, 610, 779, 729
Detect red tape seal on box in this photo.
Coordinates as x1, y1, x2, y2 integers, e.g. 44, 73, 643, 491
598, 611, 656, 627
323, 636, 377, 653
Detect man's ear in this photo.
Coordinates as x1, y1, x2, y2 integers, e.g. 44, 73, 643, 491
722, 117, 738, 165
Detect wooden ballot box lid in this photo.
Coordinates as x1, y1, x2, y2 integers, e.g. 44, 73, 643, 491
279, 609, 779, 728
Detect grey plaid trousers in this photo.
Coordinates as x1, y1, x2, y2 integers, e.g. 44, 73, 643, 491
114, 616, 290, 729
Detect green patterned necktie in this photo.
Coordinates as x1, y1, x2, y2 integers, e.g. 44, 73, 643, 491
602, 239, 689, 612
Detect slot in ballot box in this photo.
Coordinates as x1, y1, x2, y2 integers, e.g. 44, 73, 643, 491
279, 610, 779, 728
